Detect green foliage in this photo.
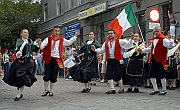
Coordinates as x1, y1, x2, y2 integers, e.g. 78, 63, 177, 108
0, 0, 41, 49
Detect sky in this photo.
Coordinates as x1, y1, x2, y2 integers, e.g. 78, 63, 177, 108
32, 0, 41, 3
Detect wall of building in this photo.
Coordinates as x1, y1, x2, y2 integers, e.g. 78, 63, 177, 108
39, 0, 180, 44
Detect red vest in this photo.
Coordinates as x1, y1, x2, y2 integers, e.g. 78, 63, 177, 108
154, 34, 167, 63
42, 35, 64, 64
105, 39, 122, 61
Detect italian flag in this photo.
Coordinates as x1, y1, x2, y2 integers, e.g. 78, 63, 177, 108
108, 4, 138, 38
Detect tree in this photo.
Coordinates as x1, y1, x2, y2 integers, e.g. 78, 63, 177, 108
0, 0, 41, 50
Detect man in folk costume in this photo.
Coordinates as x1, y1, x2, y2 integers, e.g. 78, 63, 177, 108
123, 33, 145, 93
39, 26, 80, 96
92, 30, 134, 94
138, 26, 174, 95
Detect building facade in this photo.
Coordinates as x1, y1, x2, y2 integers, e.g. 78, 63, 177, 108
39, 0, 180, 44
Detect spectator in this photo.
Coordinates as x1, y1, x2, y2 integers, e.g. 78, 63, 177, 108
168, 10, 178, 37
2, 49, 10, 75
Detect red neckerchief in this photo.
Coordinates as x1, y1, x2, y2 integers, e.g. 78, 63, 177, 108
51, 34, 61, 49
106, 37, 116, 48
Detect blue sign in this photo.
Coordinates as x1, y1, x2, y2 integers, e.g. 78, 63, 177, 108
65, 22, 80, 38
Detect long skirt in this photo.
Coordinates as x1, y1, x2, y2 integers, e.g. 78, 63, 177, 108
3, 58, 37, 88
166, 60, 178, 79
72, 53, 98, 83
124, 58, 144, 86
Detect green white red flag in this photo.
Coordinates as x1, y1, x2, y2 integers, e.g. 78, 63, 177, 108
108, 4, 138, 38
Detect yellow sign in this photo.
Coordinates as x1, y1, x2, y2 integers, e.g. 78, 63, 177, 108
78, 2, 106, 20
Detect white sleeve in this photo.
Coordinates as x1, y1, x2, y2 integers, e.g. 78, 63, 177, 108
163, 38, 174, 48
34, 41, 39, 47
142, 45, 151, 54
63, 36, 77, 46
40, 38, 48, 49
119, 39, 133, 49
95, 42, 106, 54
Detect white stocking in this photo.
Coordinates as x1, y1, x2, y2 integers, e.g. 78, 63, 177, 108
118, 79, 123, 90
17, 86, 24, 98
150, 78, 158, 91
109, 79, 115, 90
50, 82, 54, 92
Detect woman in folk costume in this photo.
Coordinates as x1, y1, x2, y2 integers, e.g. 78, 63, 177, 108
166, 32, 179, 90
93, 30, 133, 94
138, 26, 175, 95
74, 32, 100, 93
38, 26, 79, 96
3, 29, 39, 101
123, 33, 145, 92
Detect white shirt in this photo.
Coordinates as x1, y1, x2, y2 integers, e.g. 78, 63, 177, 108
142, 38, 175, 54
87, 40, 93, 44
95, 39, 133, 59
40, 36, 77, 58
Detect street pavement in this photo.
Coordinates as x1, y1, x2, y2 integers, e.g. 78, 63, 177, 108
0, 75, 180, 110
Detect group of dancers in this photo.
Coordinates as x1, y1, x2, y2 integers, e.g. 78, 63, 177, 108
2, 25, 179, 101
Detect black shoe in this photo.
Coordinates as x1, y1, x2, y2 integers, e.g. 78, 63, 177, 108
81, 88, 88, 93
42, 90, 49, 96
49, 92, 53, 96
149, 91, 159, 95
93, 83, 96, 86
166, 86, 170, 89
20, 94, 23, 98
144, 86, 151, 88
159, 91, 167, 95
106, 90, 116, 94
133, 88, 139, 93
169, 87, 175, 90
14, 97, 20, 101
85, 88, 91, 93
14, 94, 23, 101
126, 88, 132, 92
118, 89, 124, 93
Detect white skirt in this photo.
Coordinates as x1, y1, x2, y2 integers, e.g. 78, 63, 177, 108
63, 59, 75, 69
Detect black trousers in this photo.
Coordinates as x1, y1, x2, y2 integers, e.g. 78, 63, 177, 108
106, 59, 122, 82
43, 59, 59, 83
149, 57, 166, 79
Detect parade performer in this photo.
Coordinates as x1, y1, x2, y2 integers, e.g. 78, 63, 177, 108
123, 33, 145, 92
138, 26, 175, 95
92, 30, 133, 94
73, 32, 100, 93
166, 34, 180, 90
39, 26, 79, 96
143, 38, 153, 88
3, 29, 39, 101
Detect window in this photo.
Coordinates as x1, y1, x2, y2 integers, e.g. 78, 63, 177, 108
69, 0, 73, 9
161, 2, 172, 34
80, 27, 83, 44
44, 3, 48, 21
96, 24, 104, 44
77, 0, 82, 5
57, 0, 61, 15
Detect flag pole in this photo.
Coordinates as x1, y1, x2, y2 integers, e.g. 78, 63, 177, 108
137, 24, 144, 42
